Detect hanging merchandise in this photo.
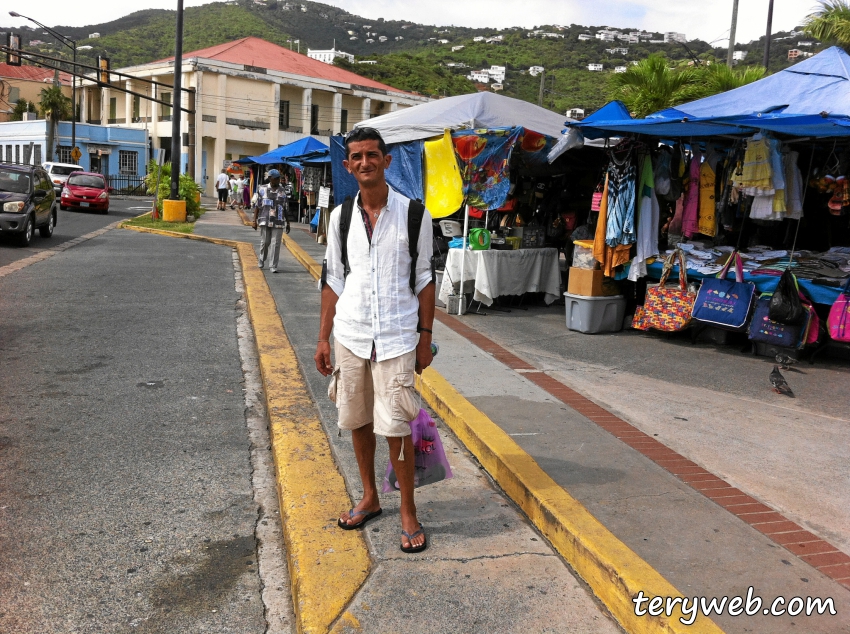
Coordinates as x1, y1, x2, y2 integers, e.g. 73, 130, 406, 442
748, 297, 811, 349
691, 252, 756, 331
632, 249, 696, 333
468, 228, 491, 250
783, 150, 804, 220
593, 174, 633, 277
654, 146, 673, 197
769, 268, 806, 325
453, 128, 522, 211
827, 277, 850, 342
423, 130, 465, 219
628, 154, 660, 282
681, 149, 701, 238
605, 146, 637, 247
698, 158, 717, 237
302, 166, 322, 192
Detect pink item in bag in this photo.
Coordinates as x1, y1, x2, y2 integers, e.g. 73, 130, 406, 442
827, 279, 850, 342
382, 409, 453, 492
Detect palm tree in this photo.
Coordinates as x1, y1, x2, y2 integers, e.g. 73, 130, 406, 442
38, 86, 72, 162
804, 0, 850, 45
608, 54, 703, 118
694, 64, 767, 98
10, 98, 38, 121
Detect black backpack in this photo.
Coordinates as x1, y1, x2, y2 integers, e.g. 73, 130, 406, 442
322, 196, 434, 293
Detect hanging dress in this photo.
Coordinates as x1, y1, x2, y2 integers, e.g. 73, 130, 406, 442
698, 160, 717, 237
682, 150, 701, 238
628, 154, 660, 282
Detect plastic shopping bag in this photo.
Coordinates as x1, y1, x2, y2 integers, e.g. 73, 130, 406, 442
382, 409, 453, 492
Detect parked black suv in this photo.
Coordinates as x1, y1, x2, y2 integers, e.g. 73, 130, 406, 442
0, 163, 57, 246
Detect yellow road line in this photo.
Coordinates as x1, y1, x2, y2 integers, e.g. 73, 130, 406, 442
282, 234, 725, 634
119, 224, 369, 634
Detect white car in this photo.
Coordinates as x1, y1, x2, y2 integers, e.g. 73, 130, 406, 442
43, 162, 84, 194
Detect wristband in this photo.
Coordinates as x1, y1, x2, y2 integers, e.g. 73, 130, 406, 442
418, 328, 432, 334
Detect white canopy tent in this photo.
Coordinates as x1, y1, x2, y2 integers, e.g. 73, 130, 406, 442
356, 91, 572, 144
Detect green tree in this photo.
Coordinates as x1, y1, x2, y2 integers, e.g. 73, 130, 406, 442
10, 98, 38, 121
804, 0, 850, 45
38, 86, 72, 162
608, 54, 702, 117
693, 63, 766, 98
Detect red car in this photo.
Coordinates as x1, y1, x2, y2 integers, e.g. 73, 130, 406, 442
61, 171, 109, 213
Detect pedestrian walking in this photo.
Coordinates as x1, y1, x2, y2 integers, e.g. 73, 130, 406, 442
314, 127, 435, 554
252, 169, 290, 273
214, 169, 229, 210
229, 174, 238, 209
235, 174, 246, 210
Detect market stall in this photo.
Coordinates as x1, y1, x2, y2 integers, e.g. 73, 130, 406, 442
548, 46, 850, 354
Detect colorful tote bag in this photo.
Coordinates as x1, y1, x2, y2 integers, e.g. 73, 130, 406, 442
633, 249, 696, 332
748, 297, 810, 349
692, 251, 756, 331
827, 277, 850, 342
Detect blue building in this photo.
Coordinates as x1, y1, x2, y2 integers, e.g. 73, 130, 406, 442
0, 120, 147, 178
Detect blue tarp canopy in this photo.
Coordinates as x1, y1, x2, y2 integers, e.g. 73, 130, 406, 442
243, 137, 330, 165
330, 136, 424, 204
573, 47, 850, 139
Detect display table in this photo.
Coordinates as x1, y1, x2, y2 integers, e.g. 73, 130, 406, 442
438, 247, 562, 307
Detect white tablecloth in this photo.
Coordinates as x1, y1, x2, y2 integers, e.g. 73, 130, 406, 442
438, 247, 562, 307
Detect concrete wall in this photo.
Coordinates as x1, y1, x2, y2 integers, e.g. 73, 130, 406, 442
0, 78, 71, 123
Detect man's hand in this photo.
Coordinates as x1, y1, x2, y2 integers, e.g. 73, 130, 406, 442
252, 220, 258, 230
414, 335, 433, 375
315, 341, 333, 376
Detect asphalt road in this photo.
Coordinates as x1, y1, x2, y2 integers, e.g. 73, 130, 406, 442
0, 224, 272, 633
0, 198, 151, 268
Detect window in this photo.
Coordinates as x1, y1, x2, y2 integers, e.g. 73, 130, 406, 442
109, 97, 117, 121
68, 174, 105, 188
133, 95, 141, 120
15, 145, 20, 163
340, 109, 348, 134
56, 146, 73, 164
119, 150, 138, 175
310, 104, 319, 134
278, 100, 290, 128
9, 87, 20, 103
160, 92, 172, 119
33, 144, 42, 165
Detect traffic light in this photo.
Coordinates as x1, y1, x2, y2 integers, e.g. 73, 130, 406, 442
97, 56, 110, 84
7, 33, 21, 66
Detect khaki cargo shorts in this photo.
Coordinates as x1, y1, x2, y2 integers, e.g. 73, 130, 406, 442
328, 340, 419, 437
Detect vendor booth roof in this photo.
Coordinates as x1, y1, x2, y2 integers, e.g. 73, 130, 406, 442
574, 47, 850, 139
355, 92, 570, 144
243, 137, 329, 165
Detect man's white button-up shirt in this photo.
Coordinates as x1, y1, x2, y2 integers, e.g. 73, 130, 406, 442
324, 186, 434, 362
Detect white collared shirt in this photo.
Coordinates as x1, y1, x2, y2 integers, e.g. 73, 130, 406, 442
324, 186, 434, 362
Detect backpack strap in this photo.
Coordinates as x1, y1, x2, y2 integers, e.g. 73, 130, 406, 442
322, 196, 354, 288
407, 199, 432, 294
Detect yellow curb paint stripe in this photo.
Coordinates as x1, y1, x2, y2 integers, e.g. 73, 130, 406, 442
417, 370, 724, 634
282, 234, 322, 281
119, 224, 370, 634
279, 236, 724, 634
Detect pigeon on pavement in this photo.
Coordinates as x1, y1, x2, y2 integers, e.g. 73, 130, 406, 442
770, 365, 795, 397
775, 353, 797, 370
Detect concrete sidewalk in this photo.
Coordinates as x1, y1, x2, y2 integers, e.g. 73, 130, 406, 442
267, 219, 850, 634
193, 214, 624, 632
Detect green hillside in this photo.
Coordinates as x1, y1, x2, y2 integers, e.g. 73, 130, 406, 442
4, 1, 818, 114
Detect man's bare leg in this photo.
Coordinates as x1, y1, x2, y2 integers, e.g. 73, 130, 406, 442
387, 435, 424, 549
339, 424, 381, 526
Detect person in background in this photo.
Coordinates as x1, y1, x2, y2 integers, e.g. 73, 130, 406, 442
242, 173, 252, 210
235, 174, 246, 210
229, 173, 238, 210
214, 169, 229, 210
252, 169, 290, 273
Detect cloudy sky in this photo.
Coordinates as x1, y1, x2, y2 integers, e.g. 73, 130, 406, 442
5, 0, 811, 46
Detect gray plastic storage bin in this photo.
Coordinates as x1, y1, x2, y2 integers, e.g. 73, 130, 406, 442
564, 293, 626, 334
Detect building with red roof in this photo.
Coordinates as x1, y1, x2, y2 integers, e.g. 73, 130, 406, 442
78, 37, 430, 194
1, 63, 72, 122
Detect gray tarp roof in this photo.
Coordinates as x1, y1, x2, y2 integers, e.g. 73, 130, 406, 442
355, 91, 570, 144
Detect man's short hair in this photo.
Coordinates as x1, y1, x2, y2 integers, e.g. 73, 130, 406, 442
344, 127, 387, 159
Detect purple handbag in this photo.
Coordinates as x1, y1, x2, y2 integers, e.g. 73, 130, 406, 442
383, 408, 453, 492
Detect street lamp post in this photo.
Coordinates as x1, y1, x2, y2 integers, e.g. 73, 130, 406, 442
169, 0, 184, 201
9, 12, 77, 154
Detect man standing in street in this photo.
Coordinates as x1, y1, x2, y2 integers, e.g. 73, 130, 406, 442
214, 168, 229, 210
252, 169, 290, 273
314, 128, 435, 554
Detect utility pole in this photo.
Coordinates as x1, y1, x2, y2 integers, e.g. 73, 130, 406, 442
763, 0, 775, 70
169, 0, 184, 200
187, 87, 195, 182
726, 0, 739, 67
537, 70, 545, 107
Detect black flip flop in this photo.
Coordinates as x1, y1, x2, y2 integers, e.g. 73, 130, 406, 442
337, 508, 382, 530
400, 526, 428, 553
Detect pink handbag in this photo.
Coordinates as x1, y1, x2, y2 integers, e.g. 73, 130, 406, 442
827, 278, 850, 342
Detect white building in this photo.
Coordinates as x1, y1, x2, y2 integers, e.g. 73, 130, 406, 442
358, 60, 377, 65
798, 41, 814, 47
491, 83, 504, 92
595, 31, 617, 42
587, 63, 603, 71
307, 48, 354, 64
528, 66, 544, 77
452, 45, 465, 52
468, 70, 490, 83
614, 66, 627, 73
578, 34, 593, 41
541, 33, 564, 39
664, 32, 687, 43
605, 47, 629, 55
77, 37, 429, 196
788, 49, 813, 60
379, 36, 389, 42
566, 108, 585, 120
488, 65, 506, 82
732, 50, 747, 61
486, 35, 504, 43
438, 39, 449, 44
473, 36, 485, 42
89, 32, 101, 39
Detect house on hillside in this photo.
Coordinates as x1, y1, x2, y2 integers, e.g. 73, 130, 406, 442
452, 45, 465, 52
0, 64, 72, 123
587, 63, 603, 71
473, 36, 485, 42
307, 48, 354, 64
528, 66, 544, 77
77, 37, 430, 195
733, 51, 747, 61
614, 66, 627, 73
578, 34, 593, 41
566, 108, 584, 120
467, 70, 490, 83
788, 49, 813, 60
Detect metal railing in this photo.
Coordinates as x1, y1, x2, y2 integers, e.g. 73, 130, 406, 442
107, 174, 148, 196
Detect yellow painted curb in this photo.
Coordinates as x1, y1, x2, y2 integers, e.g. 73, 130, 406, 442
283, 234, 322, 281
119, 224, 370, 634
279, 235, 724, 634
417, 369, 724, 634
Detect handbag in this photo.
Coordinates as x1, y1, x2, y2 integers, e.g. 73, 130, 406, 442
748, 296, 810, 349
383, 408, 454, 492
769, 269, 805, 325
632, 249, 696, 332
691, 251, 756, 331
827, 277, 850, 342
